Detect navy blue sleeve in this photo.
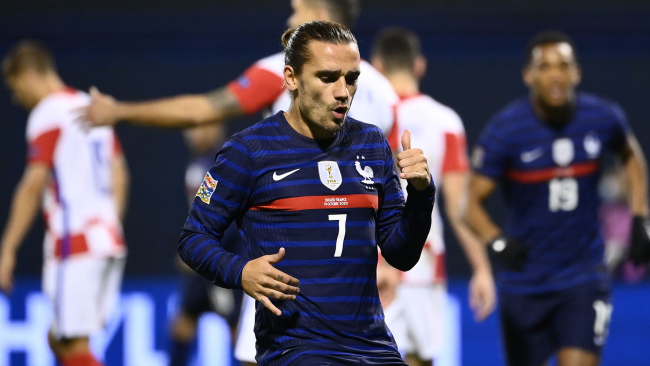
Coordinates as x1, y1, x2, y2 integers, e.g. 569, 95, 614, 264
607, 102, 631, 153
178, 135, 253, 289
472, 116, 509, 179
376, 137, 435, 271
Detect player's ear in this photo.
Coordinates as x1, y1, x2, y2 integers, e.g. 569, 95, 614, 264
371, 58, 385, 74
571, 64, 582, 87
414, 55, 427, 80
284, 65, 298, 92
522, 66, 534, 88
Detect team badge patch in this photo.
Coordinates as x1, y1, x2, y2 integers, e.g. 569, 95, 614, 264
318, 161, 342, 191
355, 160, 375, 185
584, 132, 602, 159
552, 138, 574, 167
196, 172, 218, 204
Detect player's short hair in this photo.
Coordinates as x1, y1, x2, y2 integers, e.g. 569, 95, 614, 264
2, 40, 57, 81
371, 26, 421, 74
281, 20, 357, 76
525, 30, 579, 66
307, 0, 360, 29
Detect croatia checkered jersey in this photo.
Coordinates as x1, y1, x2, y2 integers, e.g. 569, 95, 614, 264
472, 93, 629, 294
227, 52, 398, 134
179, 111, 435, 364
388, 94, 469, 286
26, 87, 125, 260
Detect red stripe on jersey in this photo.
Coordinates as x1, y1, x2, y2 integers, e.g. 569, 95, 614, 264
442, 133, 470, 174
28, 128, 61, 166
506, 160, 600, 183
386, 104, 400, 151
55, 234, 89, 258
433, 252, 446, 284
227, 66, 285, 115
251, 194, 379, 211
113, 134, 123, 155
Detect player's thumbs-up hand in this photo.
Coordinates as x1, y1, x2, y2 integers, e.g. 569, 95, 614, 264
397, 129, 431, 190
241, 247, 300, 316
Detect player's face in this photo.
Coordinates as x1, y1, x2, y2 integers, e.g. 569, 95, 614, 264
524, 42, 581, 108
288, 0, 325, 29
290, 41, 360, 138
6, 73, 40, 110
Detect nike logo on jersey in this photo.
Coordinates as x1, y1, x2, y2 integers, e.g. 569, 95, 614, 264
273, 169, 300, 181
520, 148, 544, 163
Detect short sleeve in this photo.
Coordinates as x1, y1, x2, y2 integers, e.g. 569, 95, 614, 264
226, 64, 285, 115
607, 102, 631, 153
113, 132, 123, 156
26, 98, 62, 167
472, 118, 509, 179
442, 132, 470, 174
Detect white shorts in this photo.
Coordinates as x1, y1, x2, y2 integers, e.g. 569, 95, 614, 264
385, 284, 447, 361
234, 294, 257, 363
42, 255, 125, 339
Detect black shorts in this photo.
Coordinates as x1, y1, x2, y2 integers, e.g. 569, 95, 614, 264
179, 272, 243, 328
499, 280, 612, 366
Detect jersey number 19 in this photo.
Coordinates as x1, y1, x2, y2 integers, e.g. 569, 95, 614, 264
549, 178, 578, 212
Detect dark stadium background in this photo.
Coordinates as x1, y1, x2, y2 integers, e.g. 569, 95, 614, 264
0, 1, 649, 365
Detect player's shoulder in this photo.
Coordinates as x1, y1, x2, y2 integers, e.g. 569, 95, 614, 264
487, 97, 533, 129
252, 51, 285, 77
358, 60, 398, 101
226, 113, 283, 149
27, 87, 89, 136
400, 94, 464, 130
577, 92, 625, 120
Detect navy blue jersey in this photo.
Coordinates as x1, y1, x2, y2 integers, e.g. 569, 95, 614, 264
179, 111, 435, 364
473, 93, 629, 294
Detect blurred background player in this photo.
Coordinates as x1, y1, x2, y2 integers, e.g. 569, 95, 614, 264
79, 1, 399, 364
169, 124, 245, 366
370, 27, 496, 366
0, 41, 129, 366
465, 30, 650, 366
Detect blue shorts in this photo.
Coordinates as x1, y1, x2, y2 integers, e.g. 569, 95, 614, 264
499, 280, 612, 366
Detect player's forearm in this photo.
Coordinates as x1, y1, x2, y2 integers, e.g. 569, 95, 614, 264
112, 156, 130, 221
379, 181, 436, 271
624, 136, 650, 216
112, 95, 223, 128
464, 198, 501, 243
1, 183, 42, 256
449, 215, 493, 273
178, 228, 248, 289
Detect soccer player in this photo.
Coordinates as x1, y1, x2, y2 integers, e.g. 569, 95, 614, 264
466, 30, 650, 366
169, 124, 245, 366
178, 20, 435, 365
78, 1, 399, 363
0, 41, 129, 366
370, 27, 496, 366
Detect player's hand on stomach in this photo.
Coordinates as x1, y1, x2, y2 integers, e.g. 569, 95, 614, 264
488, 235, 528, 272
0, 250, 16, 294
75, 86, 119, 127
242, 247, 300, 316
629, 216, 650, 265
397, 129, 431, 190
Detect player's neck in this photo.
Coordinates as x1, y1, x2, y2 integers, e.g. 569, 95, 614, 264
284, 104, 336, 141
36, 74, 66, 102
531, 95, 576, 130
385, 72, 419, 99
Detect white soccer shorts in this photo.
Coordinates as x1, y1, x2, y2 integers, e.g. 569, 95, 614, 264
42, 255, 125, 339
234, 293, 257, 363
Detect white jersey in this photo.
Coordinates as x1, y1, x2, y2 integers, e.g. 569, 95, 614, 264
390, 94, 469, 285
26, 87, 125, 260
227, 52, 398, 134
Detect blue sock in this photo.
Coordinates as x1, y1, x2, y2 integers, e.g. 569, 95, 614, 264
169, 339, 192, 366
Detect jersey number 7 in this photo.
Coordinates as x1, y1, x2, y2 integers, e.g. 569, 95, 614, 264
329, 214, 347, 257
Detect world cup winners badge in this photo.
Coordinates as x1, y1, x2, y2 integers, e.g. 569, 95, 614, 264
318, 161, 342, 191
196, 172, 218, 204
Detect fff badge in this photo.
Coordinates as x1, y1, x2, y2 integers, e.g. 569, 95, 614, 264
318, 161, 342, 191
